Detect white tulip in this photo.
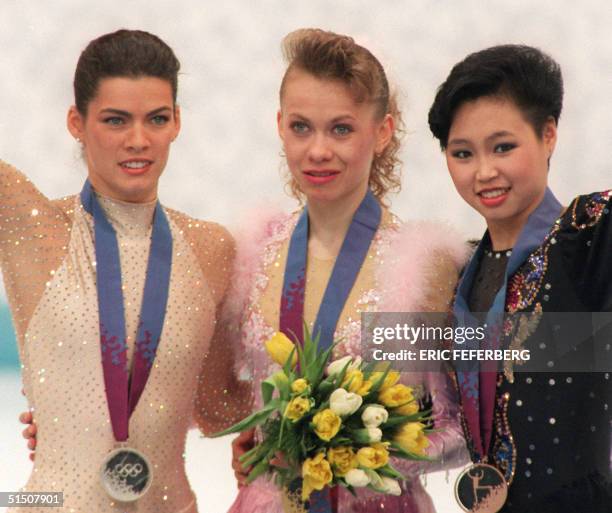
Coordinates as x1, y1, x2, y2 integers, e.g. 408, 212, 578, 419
344, 469, 371, 488
326, 355, 362, 376
366, 427, 383, 443
361, 404, 389, 428
329, 388, 363, 416
380, 477, 402, 496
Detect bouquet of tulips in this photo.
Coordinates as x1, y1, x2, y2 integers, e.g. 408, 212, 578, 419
213, 328, 433, 503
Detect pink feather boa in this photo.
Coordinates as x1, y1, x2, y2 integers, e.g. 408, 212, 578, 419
227, 209, 469, 317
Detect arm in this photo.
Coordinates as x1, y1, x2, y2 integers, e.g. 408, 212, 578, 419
0, 160, 71, 342
392, 252, 469, 477
193, 301, 254, 435
170, 218, 254, 435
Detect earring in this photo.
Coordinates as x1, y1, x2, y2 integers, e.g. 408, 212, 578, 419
76, 137, 81, 143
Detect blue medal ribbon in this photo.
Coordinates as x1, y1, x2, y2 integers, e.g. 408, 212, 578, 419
81, 180, 173, 442
280, 189, 381, 512
280, 189, 381, 348
454, 187, 562, 461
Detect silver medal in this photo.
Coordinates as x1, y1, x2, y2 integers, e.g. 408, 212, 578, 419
100, 447, 152, 502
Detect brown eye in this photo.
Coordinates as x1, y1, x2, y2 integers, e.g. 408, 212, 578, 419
452, 150, 471, 159
494, 143, 516, 153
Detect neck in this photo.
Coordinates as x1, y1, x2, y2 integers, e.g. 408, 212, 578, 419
307, 187, 368, 259
486, 220, 523, 251
486, 189, 546, 250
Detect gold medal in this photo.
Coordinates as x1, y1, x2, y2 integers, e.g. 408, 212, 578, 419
454, 462, 508, 512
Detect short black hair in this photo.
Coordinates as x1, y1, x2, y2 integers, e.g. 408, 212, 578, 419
428, 44, 563, 149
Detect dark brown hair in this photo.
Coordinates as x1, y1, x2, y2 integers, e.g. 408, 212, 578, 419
74, 29, 180, 115
280, 28, 404, 203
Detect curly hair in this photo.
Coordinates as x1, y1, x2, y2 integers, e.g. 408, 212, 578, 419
280, 28, 404, 204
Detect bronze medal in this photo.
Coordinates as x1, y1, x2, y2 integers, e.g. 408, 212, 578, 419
454, 462, 508, 512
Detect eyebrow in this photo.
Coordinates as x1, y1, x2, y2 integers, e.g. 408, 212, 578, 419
448, 130, 514, 146
287, 113, 357, 123
99, 106, 173, 117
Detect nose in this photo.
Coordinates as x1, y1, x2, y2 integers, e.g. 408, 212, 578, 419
307, 133, 333, 163
125, 123, 150, 152
475, 156, 499, 182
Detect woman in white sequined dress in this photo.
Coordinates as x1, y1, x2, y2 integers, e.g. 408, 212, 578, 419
3, 29, 245, 512
226, 29, 469, 513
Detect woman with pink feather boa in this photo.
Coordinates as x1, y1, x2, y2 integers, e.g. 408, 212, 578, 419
225, 28, 469, 513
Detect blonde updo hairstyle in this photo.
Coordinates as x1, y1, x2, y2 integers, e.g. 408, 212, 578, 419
279, 28, 404, 204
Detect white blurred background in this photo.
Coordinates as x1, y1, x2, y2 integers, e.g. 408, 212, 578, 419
1, 0, 611, 511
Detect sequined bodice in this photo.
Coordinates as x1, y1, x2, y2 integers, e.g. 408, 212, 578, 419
0, 161, 236, 513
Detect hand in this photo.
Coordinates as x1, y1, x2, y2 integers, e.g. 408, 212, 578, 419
232, 428, 255, 488
270, 450, 289, 469
19, 411, 37, 462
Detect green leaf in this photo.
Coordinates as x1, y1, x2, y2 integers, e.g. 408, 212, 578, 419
209, 411, 267, 437
246, 458, 271, 483
282, 346, 297, 375
377, 464, 405, 480
210, 400, 281, 437
363, 469, 384, 491
383, 411, 426, 427
261, 377, 276, 406
388, 442, 436, 462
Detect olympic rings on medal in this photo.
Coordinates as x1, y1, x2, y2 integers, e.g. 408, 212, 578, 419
113, 462, 144, 478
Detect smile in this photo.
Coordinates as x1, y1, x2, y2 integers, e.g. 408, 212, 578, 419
119, 160, 153, 175
303, 169, 340, 185
478, 187, 510, 199
477, 187, 511, 207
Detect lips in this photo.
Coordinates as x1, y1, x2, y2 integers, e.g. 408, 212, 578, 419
478, 187, 510, 199
477, 187, 510, 207
302, 169, 340, 185
119, 159, 153, 176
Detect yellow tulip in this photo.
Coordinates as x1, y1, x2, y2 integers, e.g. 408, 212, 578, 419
264, 332, 297, 367
302, 453, 333, 501
356, 378, 373, 396
378, 384, 414, 408
371, 370, 400, 392
395, 422, 430, 456
284, 396, 312, 421
356, 443, 389, 469
394, 400, 419, 416
327, 446, 357, 477
312, 408, 342, 441
291, 378, 309, 394
342, 369, 364, 394
272, 371, 289, 388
